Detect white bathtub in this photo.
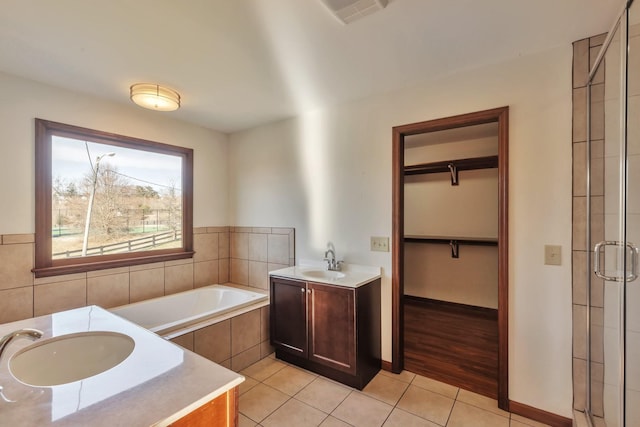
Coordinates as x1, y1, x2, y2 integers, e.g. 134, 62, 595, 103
110, 284, 268, 338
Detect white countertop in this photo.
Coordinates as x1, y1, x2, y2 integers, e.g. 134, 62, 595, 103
269, 261, 381, 288
0, 306, 243, 426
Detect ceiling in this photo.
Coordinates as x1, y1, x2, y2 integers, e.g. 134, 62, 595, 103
0, 0, 620, 133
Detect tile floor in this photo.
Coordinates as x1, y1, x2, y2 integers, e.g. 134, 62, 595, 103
237, 355, 551, 427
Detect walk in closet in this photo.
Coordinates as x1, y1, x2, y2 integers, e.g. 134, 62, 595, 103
403, 122, 500, 399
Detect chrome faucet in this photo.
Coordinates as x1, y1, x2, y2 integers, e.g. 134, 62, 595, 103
324, 249, 343, 271
0, 329, 43, 361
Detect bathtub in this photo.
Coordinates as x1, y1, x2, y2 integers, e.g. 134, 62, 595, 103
110, 284, 269, 339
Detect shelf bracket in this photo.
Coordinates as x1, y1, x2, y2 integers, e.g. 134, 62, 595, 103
447, 163, 459, 186
449, 240, 459, 258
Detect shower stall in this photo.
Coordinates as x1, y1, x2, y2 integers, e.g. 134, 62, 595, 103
585, 1, 640, 426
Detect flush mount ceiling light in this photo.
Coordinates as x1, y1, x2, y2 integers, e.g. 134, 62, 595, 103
130, 83, 181, 112
319, 0, 388, 24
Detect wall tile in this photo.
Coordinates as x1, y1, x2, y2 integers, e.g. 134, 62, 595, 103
268, 263, 289, 274
34, 279, 86, 316
129, 261, 165, 272
2, 234, 34, 244
193, 232, 219, 262
165, 263, 193, 295
207, 226, 228, 233
573, 38, 590, 88
219, 258, 230, 283
268, 234, 289, 264
573, 197, 587, 250
249, 261, 269, 290
87, 272, 130, 309
219, 231, 230, 259
194, 320, 231, 363
590, 33, 607, 47
0, 286, 33, 323
193, 227, 207, 234
271, 227, 293, 235
230, 259, 248, 285
170, 332, 194, 351
249, 233, 268, 262
261, 306, 270, 342
261, 340, 275, 359
573, 304, 587, 359
0, 243, 33, 290
573, 87, 587, 143
572, 251, 587, 306
87, 266, 129, 278
34, 272, 86, 286
590, 46, 605, 85
231, 344, 261, 372
231, 309, 261, 356
130, 267, 164, 303
252, 227, 271, 234
231, 232, 249, 259
574, 358, 587, 411
573, 142, 586, 196
194, 260, 219, 288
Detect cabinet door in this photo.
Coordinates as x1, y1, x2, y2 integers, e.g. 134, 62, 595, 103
270, 277, 307, 357
307, 282, 356, 375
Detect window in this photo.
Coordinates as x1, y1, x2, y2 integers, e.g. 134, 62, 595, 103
34, 119, 193, 277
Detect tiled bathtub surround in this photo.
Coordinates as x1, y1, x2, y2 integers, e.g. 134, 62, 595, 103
0, 227, 233, 324
230, 227, 295, 290
170, 305, 273, 372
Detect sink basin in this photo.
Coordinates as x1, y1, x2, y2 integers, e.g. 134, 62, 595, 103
9, 331, 135, 387
302, 270, 346, 280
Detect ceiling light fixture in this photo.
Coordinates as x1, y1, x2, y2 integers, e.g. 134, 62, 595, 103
130, 83, 181, 112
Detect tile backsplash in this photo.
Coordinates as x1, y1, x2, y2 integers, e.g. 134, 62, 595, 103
0, 226, 295, 324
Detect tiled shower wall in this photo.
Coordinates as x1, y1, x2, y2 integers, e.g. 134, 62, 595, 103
0, 226, 294, 326
572, 34, 606, 413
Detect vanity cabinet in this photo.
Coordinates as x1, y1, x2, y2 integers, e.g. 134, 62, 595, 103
270, 276, 381, 389
170, 387, 238, 427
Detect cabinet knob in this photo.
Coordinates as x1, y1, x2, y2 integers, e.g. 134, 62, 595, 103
301, 288, 305, 293
307, 289, 312, 294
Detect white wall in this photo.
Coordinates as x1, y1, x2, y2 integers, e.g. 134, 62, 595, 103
229, 46, 574, 416
0, 71, 229, 233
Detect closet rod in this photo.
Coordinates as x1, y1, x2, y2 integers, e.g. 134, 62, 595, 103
404, 155, 498, 177
404, 235, 498, 246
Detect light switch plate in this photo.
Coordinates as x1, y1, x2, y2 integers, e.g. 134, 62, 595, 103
544, 245, 562, 266
371, 236, 389, 252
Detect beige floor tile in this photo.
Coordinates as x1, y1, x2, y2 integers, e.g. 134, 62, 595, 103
382, 408, 440, 427
319, 416, 352, 427
511, 420, 533, 427
239, 384, 289, 423
295, 377, 352, 413
411, 374, 459, 399
362, 373, 410, 405
241, 356, 288, 381
240, 376, 259, 395
261, 398, 328, 427
447, 401, 509, 427
378, 369, 416, 384
239, 413, 258, 427
263, 365, 317, 396
331, 392, 393, 427
396, 385, 454, 426
456, 389, 510, 418
510, 413, 552, 427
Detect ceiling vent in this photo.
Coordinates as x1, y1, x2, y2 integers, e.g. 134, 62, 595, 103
319, 0, 388, 24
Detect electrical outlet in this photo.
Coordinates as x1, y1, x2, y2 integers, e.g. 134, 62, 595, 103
371, 236, 389, 252
544, 245, 561, 266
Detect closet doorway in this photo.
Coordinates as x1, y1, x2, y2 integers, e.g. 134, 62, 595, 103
391, 107, 509, 409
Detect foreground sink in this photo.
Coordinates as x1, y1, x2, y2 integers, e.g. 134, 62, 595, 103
9, 331, 135, 387
302, 270, 346, 280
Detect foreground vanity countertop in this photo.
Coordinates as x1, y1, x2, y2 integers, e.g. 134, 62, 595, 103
0, 306, 243, 427
269, 262, 381, 288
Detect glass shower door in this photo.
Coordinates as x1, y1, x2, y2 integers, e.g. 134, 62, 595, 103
589, 2, 640, 425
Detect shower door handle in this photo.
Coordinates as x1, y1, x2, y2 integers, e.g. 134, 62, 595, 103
593, 241, 639, 282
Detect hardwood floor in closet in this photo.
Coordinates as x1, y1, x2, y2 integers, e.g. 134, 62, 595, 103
403, 296, 498, 399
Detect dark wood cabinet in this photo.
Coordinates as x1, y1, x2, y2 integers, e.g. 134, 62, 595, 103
270, 276, 381, 390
